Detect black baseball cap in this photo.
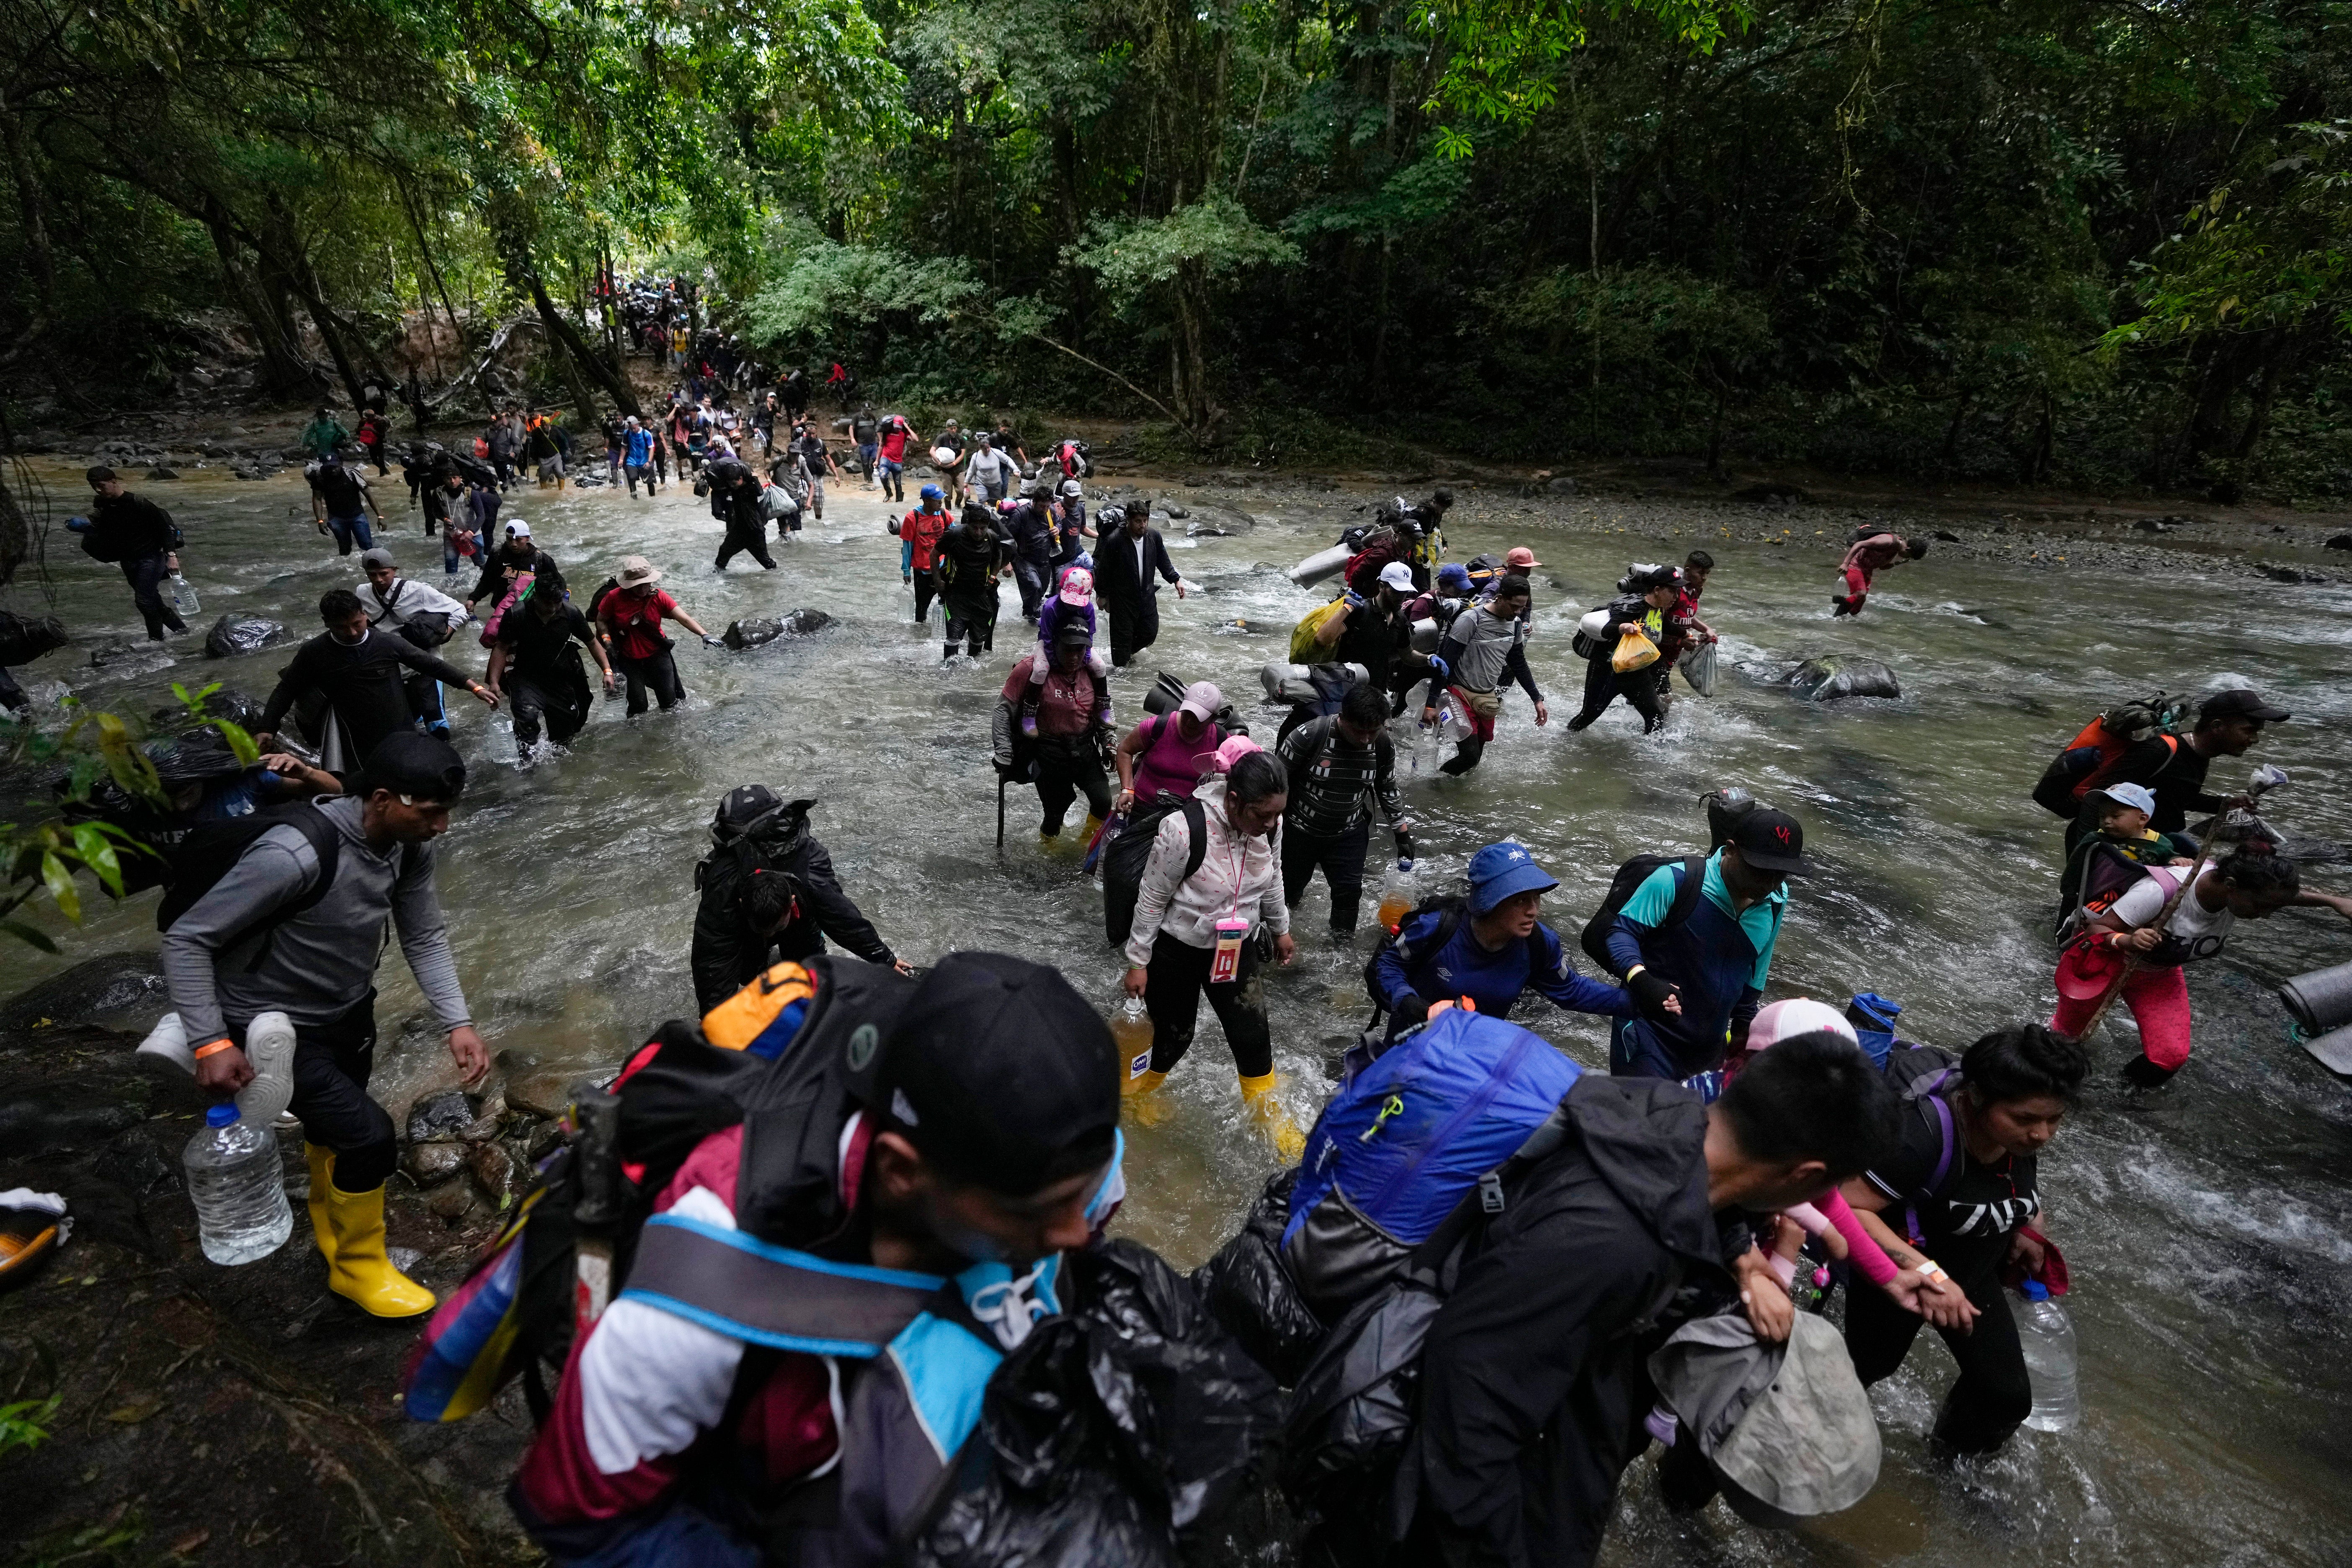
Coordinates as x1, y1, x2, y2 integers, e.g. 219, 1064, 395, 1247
358, 732, 466, 802
877, 952, 1117, 1197
1730, 808, 1816, 876
2201, 688, 2290, 724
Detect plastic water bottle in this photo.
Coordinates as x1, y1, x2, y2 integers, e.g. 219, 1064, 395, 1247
170, 572, 201, 616
2015, 1279, 2080, 1431
487, 714, 519, 765
1376, 860, 1417, 934
183, 1104, 292, 1265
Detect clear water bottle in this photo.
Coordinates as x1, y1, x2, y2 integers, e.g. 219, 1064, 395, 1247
170, 572, 201, 616
487, 714, 519, 765
2015, 1279, 2080, 1431
182, 1104, 292, 1266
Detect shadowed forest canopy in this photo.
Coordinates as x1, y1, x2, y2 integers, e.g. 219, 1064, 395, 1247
1, 0, 2347, 497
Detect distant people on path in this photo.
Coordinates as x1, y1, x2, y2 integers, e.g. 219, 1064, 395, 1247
299, 406, 351, 460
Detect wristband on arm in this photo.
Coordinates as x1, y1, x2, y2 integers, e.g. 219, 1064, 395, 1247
193, 1038, 236, 1060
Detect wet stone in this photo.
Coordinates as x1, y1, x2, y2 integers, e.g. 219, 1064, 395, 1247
405, 1088, 478, 1143
403, 1142, 467, 1185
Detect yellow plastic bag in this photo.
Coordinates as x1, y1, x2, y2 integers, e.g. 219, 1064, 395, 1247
1289, 597, 1350, 662
1611, 626, 1661, 673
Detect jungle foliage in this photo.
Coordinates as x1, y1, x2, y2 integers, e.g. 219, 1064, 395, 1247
1, 0, 2347, 496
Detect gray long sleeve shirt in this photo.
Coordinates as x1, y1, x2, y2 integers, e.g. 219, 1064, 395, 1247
161, 796, 471, 1044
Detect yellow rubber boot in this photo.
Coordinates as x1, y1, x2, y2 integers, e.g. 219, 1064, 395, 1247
1238, 1073, 1307, 1164
304, 1143, 337, 1267
1122, 1068, 1172, 1126
323, 1180, 436, 1319
1079, 812, 1106, 846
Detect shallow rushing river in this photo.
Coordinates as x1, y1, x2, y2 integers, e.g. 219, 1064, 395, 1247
8, 455, 2352, 1566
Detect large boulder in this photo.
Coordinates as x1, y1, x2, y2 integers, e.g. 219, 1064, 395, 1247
1786, 656, 1901, 702
0, 952, 167, 1038
0, 609, 70, 666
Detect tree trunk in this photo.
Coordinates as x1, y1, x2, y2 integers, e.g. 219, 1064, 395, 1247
208, 217, 320, 397
520, 262, 642, 419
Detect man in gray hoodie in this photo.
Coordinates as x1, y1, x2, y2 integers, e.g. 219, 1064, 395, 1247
165, 732, 487, 1318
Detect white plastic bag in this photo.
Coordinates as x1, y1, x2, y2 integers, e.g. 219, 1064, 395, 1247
1677, 641, 1719, 697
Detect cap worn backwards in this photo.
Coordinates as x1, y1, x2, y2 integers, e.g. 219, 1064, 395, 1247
877, 952, 1117, 1197
358, 732, 466, 802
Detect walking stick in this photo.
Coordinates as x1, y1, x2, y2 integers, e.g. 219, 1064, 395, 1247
2065, 767, 2288, 1041
996, 768, 1007, 849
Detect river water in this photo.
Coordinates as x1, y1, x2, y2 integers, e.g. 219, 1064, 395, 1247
8, 455, 2352, 1566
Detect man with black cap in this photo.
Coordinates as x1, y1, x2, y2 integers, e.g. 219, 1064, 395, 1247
78, 466, 188, 641
1604, 807, 1810, 1084
511, 952, 1124, 1566
689, 785, 909, 1012
2068, 686, 2288, 856
164, 732, 487, 1319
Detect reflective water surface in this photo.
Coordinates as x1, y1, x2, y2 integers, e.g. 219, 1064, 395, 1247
10, 457, 2352, 1566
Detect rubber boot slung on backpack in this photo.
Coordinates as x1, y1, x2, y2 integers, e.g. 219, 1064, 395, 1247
323, 1181, 435, 1318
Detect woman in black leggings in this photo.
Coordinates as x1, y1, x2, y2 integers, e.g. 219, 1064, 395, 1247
1119, 746, 1303, 1157
1839, 1024, 2087, 1454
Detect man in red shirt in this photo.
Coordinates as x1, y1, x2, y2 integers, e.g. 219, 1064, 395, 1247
1834, 531, 1926, 616
596, 556, 720, 715
899, 485, 949, 625
874, 412, 919, 503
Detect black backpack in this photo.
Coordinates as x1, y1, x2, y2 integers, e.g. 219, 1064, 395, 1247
153, 806, 376, 962
1577, 853, 1707, 975
1101, 795, 1210, 947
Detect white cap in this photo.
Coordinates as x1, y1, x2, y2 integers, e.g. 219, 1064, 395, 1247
505, 519, 531, 538
1746, 998, 1857, 1052
1378, 561, 1416, 592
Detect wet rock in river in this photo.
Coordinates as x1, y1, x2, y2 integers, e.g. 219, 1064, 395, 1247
724, 609, 833, 649
403, 1142, 467, 1185
1786, 656, 1901, 702
0, 952, 166, 1035
406, 1088, 479, 1143
204, 614, 289, 658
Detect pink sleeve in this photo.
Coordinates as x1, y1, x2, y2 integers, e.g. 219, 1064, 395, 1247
1820, 1189, 1901, 1287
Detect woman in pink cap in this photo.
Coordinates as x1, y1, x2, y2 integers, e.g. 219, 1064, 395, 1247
1112, 681, 1228, 811
1019, 564, 1107, 736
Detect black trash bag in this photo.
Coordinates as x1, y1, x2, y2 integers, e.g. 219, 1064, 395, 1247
900, 1238, 1282, 1568
1275, 1261, 1450, 1556
0, 609, 70, 667
1192, 1168, 1328, 1386
204, 614, 289, 659
151, 686, 264, 733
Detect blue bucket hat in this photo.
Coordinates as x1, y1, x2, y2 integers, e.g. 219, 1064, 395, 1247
1467, 841, 1558, 914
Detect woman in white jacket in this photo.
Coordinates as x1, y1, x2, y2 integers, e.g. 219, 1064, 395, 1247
1120, 740, 1302, 1156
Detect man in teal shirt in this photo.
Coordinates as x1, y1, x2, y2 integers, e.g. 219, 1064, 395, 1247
1602, 809, 1808, 1083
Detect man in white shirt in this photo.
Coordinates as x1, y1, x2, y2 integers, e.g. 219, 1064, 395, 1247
358, 548, 472, 738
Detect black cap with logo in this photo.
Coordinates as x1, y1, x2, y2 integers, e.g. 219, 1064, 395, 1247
2200, 688, 2290, 724
1730, 807, 1816, 877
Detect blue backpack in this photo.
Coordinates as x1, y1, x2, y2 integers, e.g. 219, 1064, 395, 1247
1279, 1009, 1581, 1320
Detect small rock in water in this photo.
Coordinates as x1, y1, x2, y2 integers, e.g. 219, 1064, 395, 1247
1166, 505, 1190, 519
1786, 655, 1901, 702
1548, 476, 1578, 495
1934, 530, 1961, 543
2326, 534, 2352, 551
147, 466, 178, 480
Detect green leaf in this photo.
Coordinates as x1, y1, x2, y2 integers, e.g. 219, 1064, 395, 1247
72, 824, 125, 896
39, 851, 80, 925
